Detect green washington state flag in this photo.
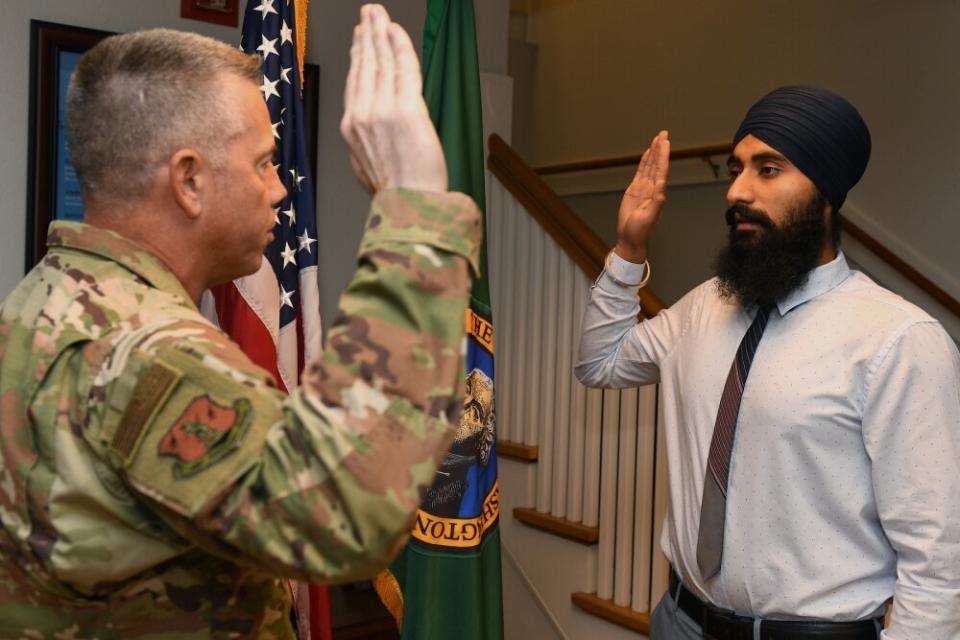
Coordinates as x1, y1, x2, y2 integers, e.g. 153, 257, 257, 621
373, 1, 503, 638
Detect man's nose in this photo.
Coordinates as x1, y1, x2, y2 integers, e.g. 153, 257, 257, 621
726, 172, 754, 207
272, 172, 288, 207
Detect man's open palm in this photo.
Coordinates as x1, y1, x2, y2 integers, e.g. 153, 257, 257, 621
616, 131, 670, 263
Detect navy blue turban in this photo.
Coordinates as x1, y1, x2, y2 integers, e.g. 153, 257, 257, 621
733, 85, 871, 210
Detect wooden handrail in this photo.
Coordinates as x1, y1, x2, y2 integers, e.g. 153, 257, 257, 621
487, 134, 666, 318
528, 141, 959, 321
535, 143, 733, 176
842, 219, 960, 319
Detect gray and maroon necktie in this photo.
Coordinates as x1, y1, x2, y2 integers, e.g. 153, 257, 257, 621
697, 305, 773, 579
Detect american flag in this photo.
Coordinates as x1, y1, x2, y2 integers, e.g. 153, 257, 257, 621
206, 0, 321, 394
202, 0, 329, 637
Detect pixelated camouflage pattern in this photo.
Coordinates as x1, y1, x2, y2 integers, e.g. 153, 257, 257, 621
0, 188, 481, 638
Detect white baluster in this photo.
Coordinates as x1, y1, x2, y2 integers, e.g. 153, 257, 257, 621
567, 275, 590, 523
631, 384, 659, 612
523, 223, 545, 447
650, 390, 671, 610
581, 385, 603, 527
510, 207, 531, 445
550, 256, 575, 518
596, 388, 621, 600
613, 388, 639, 607
486, 172, 501, 324
495, 185, 516, 443
535, 238, 560, 512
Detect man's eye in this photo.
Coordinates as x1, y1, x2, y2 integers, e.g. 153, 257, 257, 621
759, 165, 781, 177
727, 168, 741, 180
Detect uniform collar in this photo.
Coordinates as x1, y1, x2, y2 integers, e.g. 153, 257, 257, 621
775, 251, 852, 317
46, 221, 197, 310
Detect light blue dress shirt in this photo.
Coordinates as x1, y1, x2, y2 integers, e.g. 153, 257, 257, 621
576, 252, 960, 639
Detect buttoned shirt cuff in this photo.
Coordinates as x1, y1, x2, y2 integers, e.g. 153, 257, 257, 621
602, 251, 648, 290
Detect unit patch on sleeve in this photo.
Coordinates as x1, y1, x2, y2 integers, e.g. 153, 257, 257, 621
158, 395, 252, 479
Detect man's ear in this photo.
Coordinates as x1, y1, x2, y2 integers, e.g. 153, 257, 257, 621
823, 198, 843, 250
823, 199, 836, 228
169, 149, 207, 220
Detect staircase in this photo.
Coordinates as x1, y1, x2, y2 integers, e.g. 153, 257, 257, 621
486, 134, 669, 638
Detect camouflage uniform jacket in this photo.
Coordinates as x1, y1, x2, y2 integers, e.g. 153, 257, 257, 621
0, 189, 481, 639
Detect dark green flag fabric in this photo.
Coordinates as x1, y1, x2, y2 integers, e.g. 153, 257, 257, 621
374, 1, 503, 638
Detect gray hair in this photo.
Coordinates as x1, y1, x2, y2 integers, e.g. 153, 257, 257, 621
66, 28, 262, 204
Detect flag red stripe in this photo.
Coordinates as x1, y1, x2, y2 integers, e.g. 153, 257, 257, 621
211, 282, 289, 394
309, 585, 333, 640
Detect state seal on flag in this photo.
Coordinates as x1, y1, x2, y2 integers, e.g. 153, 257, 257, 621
411, 368, 499, 549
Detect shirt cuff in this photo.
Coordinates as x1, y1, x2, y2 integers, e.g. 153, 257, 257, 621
359, 188, 483, 278
604, 251, 647, 289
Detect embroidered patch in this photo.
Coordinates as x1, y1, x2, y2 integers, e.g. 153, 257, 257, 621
113, 363, 180, 461
158, 395, 252, 478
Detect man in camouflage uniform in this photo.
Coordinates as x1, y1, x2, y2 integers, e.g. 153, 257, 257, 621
0, 5, 478, 637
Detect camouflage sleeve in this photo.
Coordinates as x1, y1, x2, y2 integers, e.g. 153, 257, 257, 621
106, 188, 481, 583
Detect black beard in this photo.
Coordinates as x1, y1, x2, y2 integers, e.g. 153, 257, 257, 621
714, 192, 828, 307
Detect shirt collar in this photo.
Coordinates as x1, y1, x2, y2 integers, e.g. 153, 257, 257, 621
46, 221, 197, 310
775, 251, 852, 316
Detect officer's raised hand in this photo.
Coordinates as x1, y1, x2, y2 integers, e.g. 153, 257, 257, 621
340, 4, 447, 194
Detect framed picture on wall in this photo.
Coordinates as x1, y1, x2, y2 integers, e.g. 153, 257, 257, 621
26, 20, 114, 270
26, 21, 322, 271
180, 0, 240, 28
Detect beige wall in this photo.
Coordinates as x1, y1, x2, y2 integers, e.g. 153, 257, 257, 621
566, 182, 729, 305
517, 0, 960, 302
308, 1, 509, 319
0, 1, 511, 322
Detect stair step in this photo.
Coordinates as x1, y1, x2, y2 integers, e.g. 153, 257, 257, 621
498, 439, 539, 461
513, 507, 599, 544
571, 591, 651, 635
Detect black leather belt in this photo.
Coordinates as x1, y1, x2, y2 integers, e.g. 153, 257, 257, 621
669, 570, 882, 640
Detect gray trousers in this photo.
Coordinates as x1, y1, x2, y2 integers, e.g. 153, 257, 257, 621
649, 591, 706, 639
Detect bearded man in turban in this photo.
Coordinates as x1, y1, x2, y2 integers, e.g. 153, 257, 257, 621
576, 86, 960, 639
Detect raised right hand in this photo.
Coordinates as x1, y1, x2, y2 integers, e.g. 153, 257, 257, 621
340, 4, 447, 194
615, 131, 670, 263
